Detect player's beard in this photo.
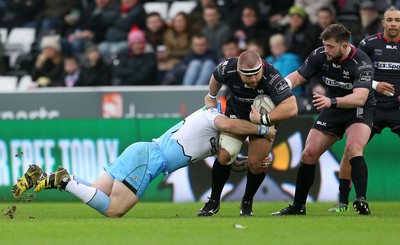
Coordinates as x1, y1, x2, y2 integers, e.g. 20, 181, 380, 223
327, 50, 344, 63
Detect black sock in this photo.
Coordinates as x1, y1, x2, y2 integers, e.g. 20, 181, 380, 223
293, 162, 316, 205
242, 171, 266, 201
210, 159, 231, 201
350, 156, 368, 198
339, 178, 351, 205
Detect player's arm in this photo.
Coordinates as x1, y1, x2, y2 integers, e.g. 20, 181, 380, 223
214, 115, 276, 140
285, 70, 307, 90
249, 95, 298, 125
313, 87, 370, 110
205, 74, 223, 108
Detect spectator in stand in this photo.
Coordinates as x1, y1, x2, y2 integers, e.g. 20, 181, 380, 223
189, 0, 218, 33
98, 0, 146, 59
266, 33, 302, 95
284, 6, 320, 62
233, 5, 270, 54
246, 39, 265, 59
201, 4, 232, 59
56, 55, 86, 87
31, 35, 64, 87
161, 12, 193, 85
82, 45, 112, 86
182, 34, 217, 86
352, 1, 383, 46
66, 0, 116, 55
316, 6, 336, 32
0, 0, 42, 30
36, 0, 80, 46
144, 12, 168, 51
294, 0, 335, 24
221, 38, 241, 61
112, 27, 157, 86
163, 12, 192, 67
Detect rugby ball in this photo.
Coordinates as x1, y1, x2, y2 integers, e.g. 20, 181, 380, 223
253, 94, 275, 114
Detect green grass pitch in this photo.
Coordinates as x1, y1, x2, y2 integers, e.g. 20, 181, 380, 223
1, 201, 400, 245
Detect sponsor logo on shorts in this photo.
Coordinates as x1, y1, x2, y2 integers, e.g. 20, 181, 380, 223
356, 107, 364, 119
316, 120, 327, 127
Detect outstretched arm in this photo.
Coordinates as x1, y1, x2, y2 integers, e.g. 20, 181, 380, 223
214, 115, 277, 139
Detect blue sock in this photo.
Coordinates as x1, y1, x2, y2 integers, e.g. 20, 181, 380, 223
71, 175, 91, 186
87, 189, 111, 215
65, 180, 110, 215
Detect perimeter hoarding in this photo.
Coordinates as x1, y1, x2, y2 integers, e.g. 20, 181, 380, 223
0, 117, 398, 203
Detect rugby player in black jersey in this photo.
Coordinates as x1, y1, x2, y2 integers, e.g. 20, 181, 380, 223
329, 7, 400, 213
272, 24, 375, 216
198, 50, 298, 216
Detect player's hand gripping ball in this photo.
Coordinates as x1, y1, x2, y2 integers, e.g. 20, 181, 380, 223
253, 94, 275, 114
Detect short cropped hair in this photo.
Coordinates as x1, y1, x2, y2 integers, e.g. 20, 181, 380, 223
238, 50, 261, 69
320, 24, 351, 43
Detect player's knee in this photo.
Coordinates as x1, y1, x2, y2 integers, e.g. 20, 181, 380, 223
218, 135, 243, 165
247, 159, 264, 174
217, 148, 231, 164
104, 209, 125, 218
301, 149, 316, 163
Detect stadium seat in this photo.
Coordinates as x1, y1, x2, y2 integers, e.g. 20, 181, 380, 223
5, 27, 36, 67
0, 28, 8, 44
167, 1, 197, 21
144, 2, 169, 20
17, 75, 37, 91
0, 76, 18, 91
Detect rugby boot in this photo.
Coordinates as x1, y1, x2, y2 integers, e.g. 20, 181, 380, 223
271, 203, 306, 216
197, 198, 220, 216
12, 164, 45, 198
240, 200, 253, 216
328, 202, 349, 212
353, 197, 371, 215
34, 167, 70, 192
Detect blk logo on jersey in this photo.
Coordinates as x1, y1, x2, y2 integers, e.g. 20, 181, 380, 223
386, 45, 397, 50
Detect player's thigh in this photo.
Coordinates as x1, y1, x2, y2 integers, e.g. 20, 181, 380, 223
345, 123, 371, 156
107, 179, 139, 217
302, 129, 337, 163
91, 172, 114, 196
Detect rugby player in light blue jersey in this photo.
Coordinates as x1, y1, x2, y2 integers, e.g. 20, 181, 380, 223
13, 105, 275, 217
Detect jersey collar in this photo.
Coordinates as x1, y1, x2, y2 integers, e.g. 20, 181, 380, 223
339, 45, 356, 63
378, 32, 400, 43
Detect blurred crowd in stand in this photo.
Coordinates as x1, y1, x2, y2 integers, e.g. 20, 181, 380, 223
0, 0, 396, 113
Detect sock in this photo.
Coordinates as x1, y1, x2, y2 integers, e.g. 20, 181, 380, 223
210, 159, 231, 201
242, 171, 266, 201
293, 163, 316, 205
66, 179, 110, 215
349, 156, 368, 198
339, 178, 351, 205
71, 175, 91, 186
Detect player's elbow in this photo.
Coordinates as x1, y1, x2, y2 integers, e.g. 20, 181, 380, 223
286, 103, 298, 119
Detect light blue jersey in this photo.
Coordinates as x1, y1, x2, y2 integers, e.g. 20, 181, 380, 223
105, 107, 222, 198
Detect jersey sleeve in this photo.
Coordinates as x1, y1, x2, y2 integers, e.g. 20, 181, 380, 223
212, 60, 229, 84
353, 54, 374, 90
297, 47, 324, 80
206, 108, 222, 129
267, 65, 294, 105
